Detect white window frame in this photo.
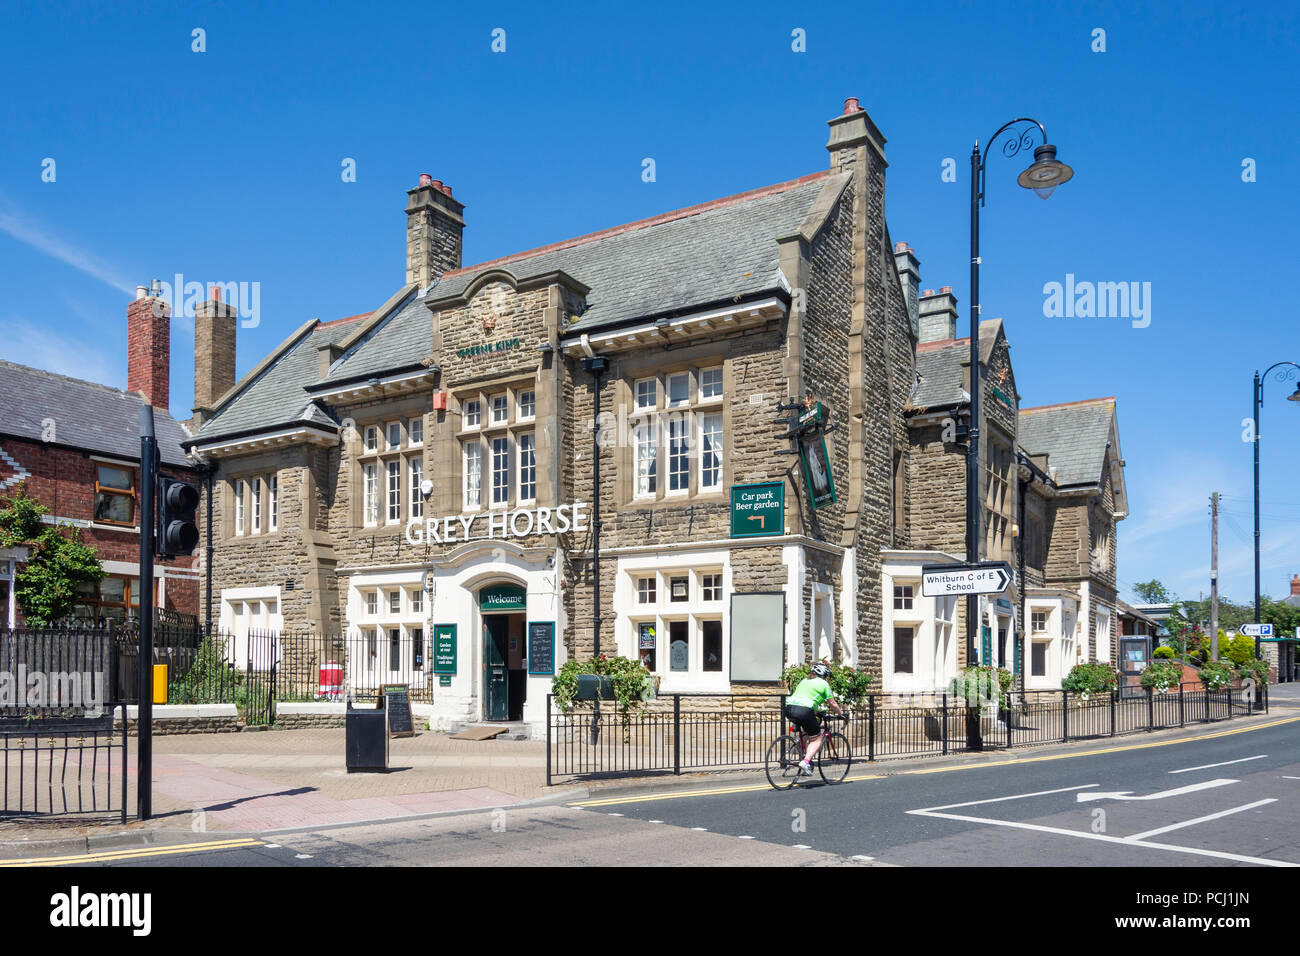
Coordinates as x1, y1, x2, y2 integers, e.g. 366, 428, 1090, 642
268, 475, 278, 532
699, 366, 723, 401
409, 457, 424, 519
490, 436, 510, 507
463, 441, 482, 510
364, 463, 379, 527
386, 421, 402, 451
251, 478, 262, 534
464, 399, 481, 430
386, 460, 401, 524
617, 559, 729, 691
407, 416, 423, 447
667, 371, 690, 408
666, 414, 690, 495
517, 389, 536, 422
518, 431, 536, 504
364, 425, 378, 453
699, 412, 722, 492
490, 394, 508, 426
233, 479, 246, 536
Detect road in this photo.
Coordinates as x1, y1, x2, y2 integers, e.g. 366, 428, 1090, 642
8, 712, 1299, 868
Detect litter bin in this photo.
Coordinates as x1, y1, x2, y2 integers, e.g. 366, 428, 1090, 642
345, 696, 389, 772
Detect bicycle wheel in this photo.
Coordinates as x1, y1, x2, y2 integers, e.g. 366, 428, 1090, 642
765, 735, 804, 790
817, 732, 852, 784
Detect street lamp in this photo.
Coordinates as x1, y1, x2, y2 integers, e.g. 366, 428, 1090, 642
1251, 362, 1300, 663
967, 119, 1073, 687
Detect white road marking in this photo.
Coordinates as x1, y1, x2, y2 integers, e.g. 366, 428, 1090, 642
852, 854, 875, 862
263, 843, 281, 849
691, 827, 708, 831
908, 807, 1297, 867
648, 819, 663, 824
1168, 755, 1267, 774
1283, 777, 1300, 781
738, 835, 755, 840
1077, 779, 1238, 802
607, 813, 624, 817
792, 844, 811, 849
1125, 799, 1278, 842
295, 854, 312, 859
920, 784, 1098, 812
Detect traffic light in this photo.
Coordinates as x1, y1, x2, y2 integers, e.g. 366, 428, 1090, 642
156, 476, 199, 557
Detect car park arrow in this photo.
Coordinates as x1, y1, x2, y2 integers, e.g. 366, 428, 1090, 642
1075, 778, 1238, 802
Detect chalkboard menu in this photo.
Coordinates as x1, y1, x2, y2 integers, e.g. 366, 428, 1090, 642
527, 621, 555, 676
381, 684, 415, 738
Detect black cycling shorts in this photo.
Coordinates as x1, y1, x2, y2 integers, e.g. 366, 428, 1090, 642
784, 704, 821, 736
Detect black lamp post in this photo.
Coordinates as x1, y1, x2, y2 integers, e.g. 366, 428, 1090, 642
1251, 362, 1300, 661
967, 120, 1073, 676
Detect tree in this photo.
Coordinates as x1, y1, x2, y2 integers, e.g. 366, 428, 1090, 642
1133, 580, 1174, 604
0, 483, 104, 626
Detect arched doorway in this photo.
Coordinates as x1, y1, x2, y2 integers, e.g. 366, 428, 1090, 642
479, 582, 527, 721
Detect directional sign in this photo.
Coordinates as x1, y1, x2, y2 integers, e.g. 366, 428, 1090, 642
1241, 623, 1274, 638
921, 562, 1012, 597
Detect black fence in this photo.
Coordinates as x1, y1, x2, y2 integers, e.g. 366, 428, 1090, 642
0, 628, 128, 822
546, 682, 1269, 784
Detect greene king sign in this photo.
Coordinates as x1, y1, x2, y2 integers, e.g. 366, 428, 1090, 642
406, 502, 589, 545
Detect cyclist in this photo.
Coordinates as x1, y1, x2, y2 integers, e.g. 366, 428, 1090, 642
783, 661, 846, 775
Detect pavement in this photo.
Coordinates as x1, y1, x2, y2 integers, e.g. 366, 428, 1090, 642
0, 689, 1295, 863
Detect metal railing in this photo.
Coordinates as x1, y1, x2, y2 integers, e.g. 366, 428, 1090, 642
545, 681, 1268, 784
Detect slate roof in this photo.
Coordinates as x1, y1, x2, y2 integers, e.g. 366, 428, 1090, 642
0, 360, 192, 467
423, 172, 834, 335
1017, 398, 1116, 486
911, 341, 967, 409
189, 317, 366, 444
315, 291, 427, 386
907, 322, 1005, 411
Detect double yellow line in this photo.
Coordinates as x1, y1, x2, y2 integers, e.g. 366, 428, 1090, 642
571, 714, 1300, 808
0, 837, 264, 867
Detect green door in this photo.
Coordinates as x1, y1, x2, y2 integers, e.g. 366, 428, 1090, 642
484, 616, 509, 721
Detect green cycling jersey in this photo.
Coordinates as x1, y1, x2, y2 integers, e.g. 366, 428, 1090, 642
787, 676, 833, 710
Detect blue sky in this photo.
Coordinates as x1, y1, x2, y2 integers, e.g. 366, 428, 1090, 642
1, 0, 1297, 606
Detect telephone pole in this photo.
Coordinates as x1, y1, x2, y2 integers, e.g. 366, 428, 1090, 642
1210, 492, 1220, 661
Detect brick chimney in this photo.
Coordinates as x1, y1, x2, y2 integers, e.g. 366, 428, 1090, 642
918, 286, 959, 344
893, 241, 921, 339
406, 174, 465, 289
193, 286, 238, 426
127, 282, 171, 409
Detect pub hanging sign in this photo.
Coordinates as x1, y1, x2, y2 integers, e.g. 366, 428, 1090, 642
777, 390, 837, 511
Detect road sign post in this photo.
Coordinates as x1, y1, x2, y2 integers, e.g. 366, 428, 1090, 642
921, 562, 1013, 598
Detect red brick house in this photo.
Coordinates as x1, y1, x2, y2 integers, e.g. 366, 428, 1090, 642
0, 290, 201, 627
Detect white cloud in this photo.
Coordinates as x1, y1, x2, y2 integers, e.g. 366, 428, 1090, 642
0, 317, 122, 387
0, 199, 135, 296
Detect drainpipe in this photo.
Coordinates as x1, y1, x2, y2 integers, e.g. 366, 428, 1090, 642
204, 462, 215, 634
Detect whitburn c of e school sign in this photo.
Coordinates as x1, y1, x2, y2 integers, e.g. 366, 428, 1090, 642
406, 502, 590, 546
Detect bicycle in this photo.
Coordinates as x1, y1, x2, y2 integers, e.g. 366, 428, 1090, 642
765, 712, 852, 789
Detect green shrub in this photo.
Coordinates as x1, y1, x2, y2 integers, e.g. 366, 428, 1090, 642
1236, 658, 1270, 688
1153, 645, 1175, 660
1198, 660, 1234, 691
1062, 661, 1119, 697
950, 665, 1015, 706
1141, 660, 1184, 693
781, 661, 875, 706
1224, 635, 1256, 667
551, 655, 655, 712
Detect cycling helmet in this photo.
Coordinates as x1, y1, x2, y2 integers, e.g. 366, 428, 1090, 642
810, 661, 832, 679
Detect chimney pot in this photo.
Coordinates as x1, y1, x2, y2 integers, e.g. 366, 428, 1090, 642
842, 96, 863, 114
940, 286, 953, 294
430, 179, 443, 191
136, 285, 148, 300
418, 173, 433, 187
1292, 574, 1300, 596
894, 241, 910, 253
210, 286, 222, 302
921, 289, 935, 297
441, 183, 452, 197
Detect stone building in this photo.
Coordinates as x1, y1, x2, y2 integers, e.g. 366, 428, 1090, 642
184, 98, 1130, 733
0, 290, 202, 628
888, 274, 1128, 695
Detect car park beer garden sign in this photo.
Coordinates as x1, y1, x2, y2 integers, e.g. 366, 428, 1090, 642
730, 482, 784, 537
